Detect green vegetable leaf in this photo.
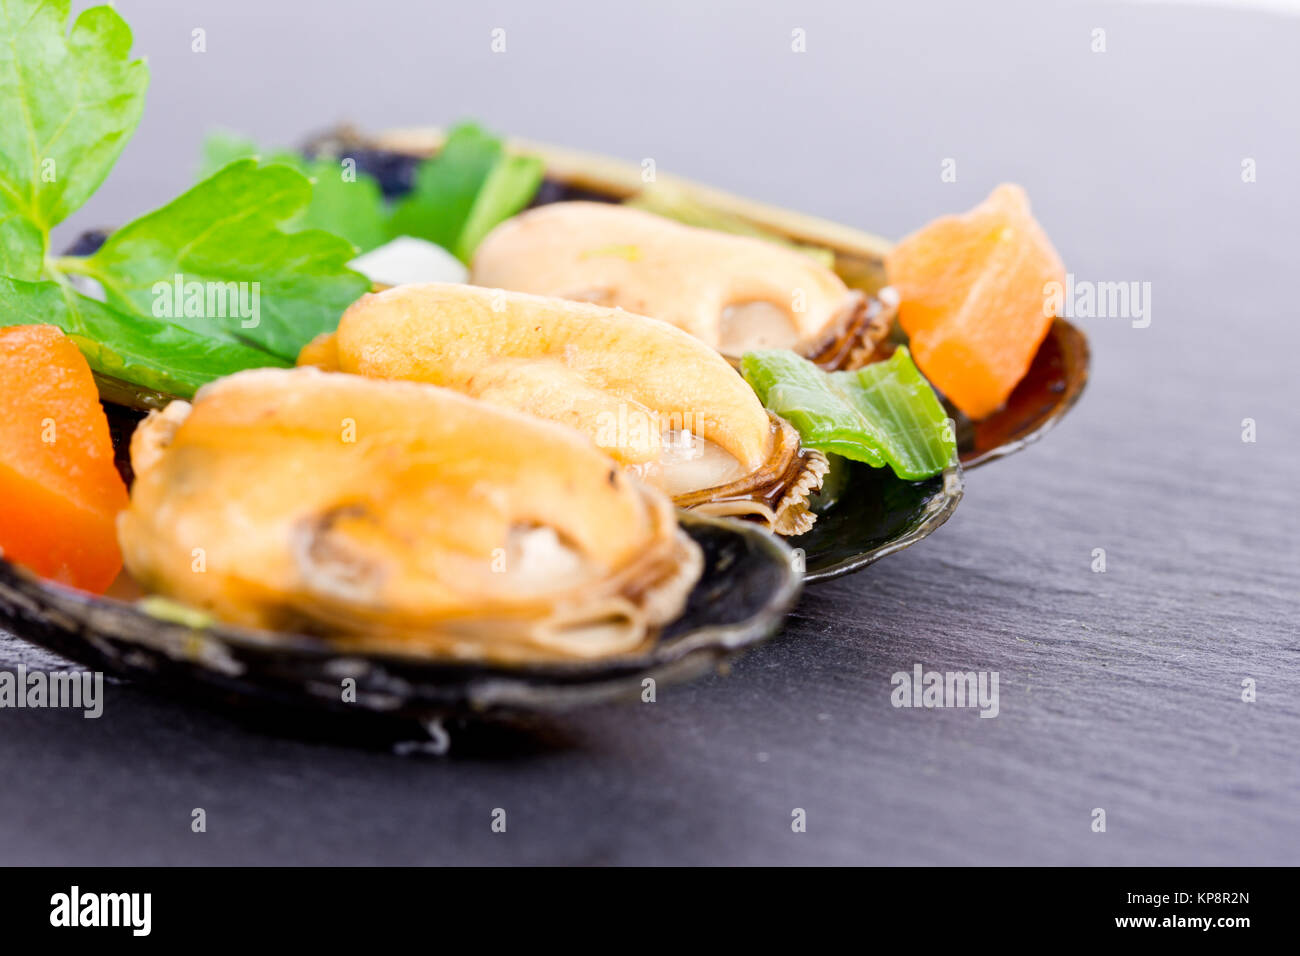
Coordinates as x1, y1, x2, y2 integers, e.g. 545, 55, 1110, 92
69, 159, 370, 361
742, 346, 956, 480
197, 124, 541, 263
196, 129, 260, 180
743, 348, 886, 468
0, 211, 43, 280
386, 123, 503, 257
0, 277, 283, 397
455, 153, 544, 261
0, 1, 147, 255
197, 132, 388, 252
296, 157, 388, 253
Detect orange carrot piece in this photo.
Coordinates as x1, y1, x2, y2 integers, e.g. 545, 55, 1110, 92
0, 325, 129, 593
886, 184, 1066, 420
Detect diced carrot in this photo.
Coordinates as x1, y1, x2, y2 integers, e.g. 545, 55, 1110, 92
0, 325, 129, 593
886, 184, 1066, 420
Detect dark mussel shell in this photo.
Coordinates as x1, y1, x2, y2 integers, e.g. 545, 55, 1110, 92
797, 461, 963, 582
949, 318, 1090, 467
8, 299, 803, 719
0, 511, 800, 722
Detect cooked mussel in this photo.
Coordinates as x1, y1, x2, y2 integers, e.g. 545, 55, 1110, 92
300, 283, 828, 534
469, 201, 893, 369
117, 367, 704, 663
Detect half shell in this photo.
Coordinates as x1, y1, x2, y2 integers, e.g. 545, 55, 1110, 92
469, 201, 893, 368
301, 283, 828, 534
0, 509, 801, 722
117, 367, 703, 663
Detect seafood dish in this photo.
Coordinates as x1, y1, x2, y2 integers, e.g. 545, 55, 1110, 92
120, 368, 703, 662
0, 1, 1086, 718
301, 283, 828, 535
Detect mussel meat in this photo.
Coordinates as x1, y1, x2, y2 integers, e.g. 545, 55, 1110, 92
300, 283, 827, 534
469, 201, 893, 369
117, 368, 703, 662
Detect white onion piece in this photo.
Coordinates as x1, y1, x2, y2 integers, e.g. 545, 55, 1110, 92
349, 237, 468, 287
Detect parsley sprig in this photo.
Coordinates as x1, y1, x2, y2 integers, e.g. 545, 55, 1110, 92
0, 1, 541, 399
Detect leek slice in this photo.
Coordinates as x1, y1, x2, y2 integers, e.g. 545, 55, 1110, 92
741, 346, 955, 480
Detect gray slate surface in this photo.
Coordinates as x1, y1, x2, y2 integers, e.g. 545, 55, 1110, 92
1, 0, 1296, 865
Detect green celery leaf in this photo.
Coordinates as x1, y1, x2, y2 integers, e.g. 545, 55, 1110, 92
0, 277, 284, 397
387, 123, 503, 255
0, 0, 148, 260
742, 346, 955, 480
73, 159, 371, 361
455, 153, 545, 261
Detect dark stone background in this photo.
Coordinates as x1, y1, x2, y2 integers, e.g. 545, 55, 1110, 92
2, 0, 1295, 864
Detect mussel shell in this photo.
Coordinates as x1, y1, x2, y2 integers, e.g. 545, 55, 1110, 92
949, 318, 1090, 467
0, 512, 799, 720
797, 460, 963, 582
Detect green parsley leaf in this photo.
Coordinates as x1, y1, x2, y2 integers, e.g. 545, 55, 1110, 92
198, 124, 541, 263
69, 159, 370, 361
0, 0, 147, 273
0, 211, 43, 280
197, 132, 388, 252
0, 277, 283, 397
196, 130, 260, 180
296, 157, 388, 253
386, 123, 503, 258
